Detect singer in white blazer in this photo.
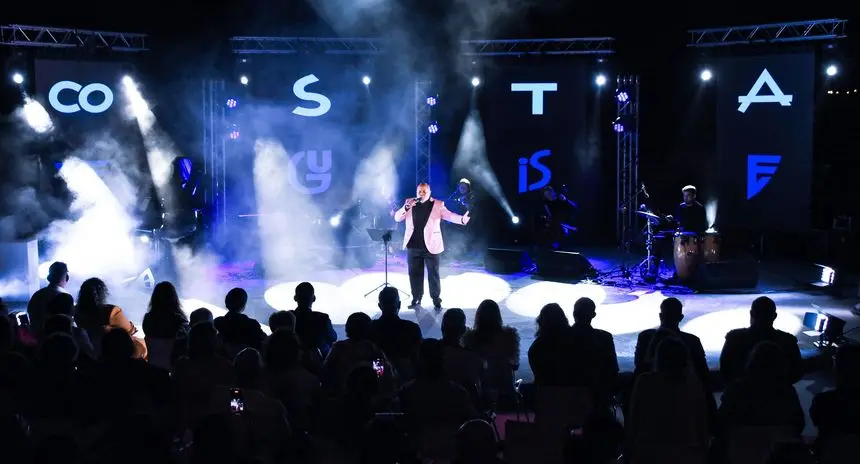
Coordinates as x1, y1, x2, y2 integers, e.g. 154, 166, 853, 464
394, 183, 470, 309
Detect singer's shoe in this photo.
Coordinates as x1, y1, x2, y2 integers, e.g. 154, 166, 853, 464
433, 299, 442, 310
408, 300, 421, 309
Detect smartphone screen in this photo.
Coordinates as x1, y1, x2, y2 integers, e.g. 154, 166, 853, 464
372, 359, 384, 377
230, 388, 245, 414
16, 313, 30, 326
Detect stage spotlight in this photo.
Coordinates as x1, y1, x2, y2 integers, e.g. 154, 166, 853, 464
362, 75, 371, 85
616, 90, 629, 102
612, 117, 624, 133
595, 74, 607, 86
700, 69, 713, 81
138, 235, 150, 244
812, 264, 836, 288
428, 122, 439, 134
511, 215, 520, 225
825, 64, 838, 77
471, 77, 481, 87
226, 98, 238, 109
11, 72, 24, 85
240, 75, 249, 85
228, 124, 240, 140
329, 214, 342, 227
426, 96, 437, 106
122, 75, 134, 86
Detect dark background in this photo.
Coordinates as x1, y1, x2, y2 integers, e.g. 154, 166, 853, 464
716, 53, 815, 231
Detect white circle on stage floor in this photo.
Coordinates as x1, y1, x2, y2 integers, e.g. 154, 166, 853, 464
505, 281, 608, 318
338, 272, 412, 315
590, 292, 664, 335
681, 308, 803, 352
263, 281, 363, 325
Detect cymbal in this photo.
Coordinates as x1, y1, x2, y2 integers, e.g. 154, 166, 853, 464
635, 210, 661, 220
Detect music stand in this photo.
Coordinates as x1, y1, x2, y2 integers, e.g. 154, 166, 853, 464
364, 229, 410, 298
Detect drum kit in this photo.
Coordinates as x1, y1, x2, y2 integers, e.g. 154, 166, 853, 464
631, 209, 722, 284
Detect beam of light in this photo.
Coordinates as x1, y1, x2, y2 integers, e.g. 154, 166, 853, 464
705, 199, 718, 230
45, 157, 145, 280
471, 77, 481, 87
253, 139, 334, 278
351, 142, 399, 207
18, 97, 54, 134
682, 307, 803, 352
453, 111, 511, 216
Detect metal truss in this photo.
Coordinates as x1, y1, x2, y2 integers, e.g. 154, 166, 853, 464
414, 80, 433, 186
0, 24, 148, 52
616, 75, 640, 247
231, 36, 387, 55
202, 80, 227, 227
688, 19, 847, 48
461, 38, 615, 56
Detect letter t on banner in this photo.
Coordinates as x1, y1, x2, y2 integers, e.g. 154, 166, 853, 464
511, 83, 558, 115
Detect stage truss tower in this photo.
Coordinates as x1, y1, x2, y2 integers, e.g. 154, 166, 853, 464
616, 75, 640, 248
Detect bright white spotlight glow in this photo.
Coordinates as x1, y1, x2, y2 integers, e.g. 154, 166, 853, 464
511, 216, 520, 225
362, 75, 371, 85
682, 307, 803, 352
595, 74, 607, 86
19, 98, 54, 134
338, 272, 415, 314
122, 75, 133, 86
471, 77, 481, 87
11, 72, 24, 85
264, 282, 352, 324
240, 75, 249, 85
329, 214, 341, 227
700, 69, 713, 81
138, 235, 150, 244
38, 262, 51, 280
705, 199, 718, 230
506, 282, 608, 318
825, 65, 838, 77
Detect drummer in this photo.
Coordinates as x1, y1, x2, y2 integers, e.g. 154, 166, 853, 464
676, 185, 708, 234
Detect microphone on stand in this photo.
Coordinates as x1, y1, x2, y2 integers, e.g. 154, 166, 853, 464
641, 182, 650, 199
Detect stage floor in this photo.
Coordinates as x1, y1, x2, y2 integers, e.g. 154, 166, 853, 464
83, 246, 852, 380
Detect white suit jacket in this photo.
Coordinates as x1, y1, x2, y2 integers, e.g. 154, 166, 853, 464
394, 198, 465, 254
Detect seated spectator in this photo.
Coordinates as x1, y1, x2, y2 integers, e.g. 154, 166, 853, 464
719, 341, 805, 438
214, 287, 266, 352
142, 281, 190, 338
289, 282, 337, 358
190, 307, 213, 326
45, 294, 95, 359
91, 328, 171, 419
398, 339, 477, 432
455, 419, 503, 464
626, 337, 709, 463
318, 365, 383, 449
323, 312, 394, 397
810, 344, 860, 447
463, 299, 520, 405
268, 310, 296, 333
0, 315, 30, 415
264, 329, 320, 432
570, 297, 619, 398
370, 286, 422, 381
28, 333, 88, 421
440, 308, 486, 404
26, 261, 69, 337
171, 308, 217, 365
720, 296, 802, 385
75, 277, 146, 359
173, 323, 235, 428
528, 303, 578, 386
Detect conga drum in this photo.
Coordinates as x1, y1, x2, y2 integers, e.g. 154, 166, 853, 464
673, 232, 699, 280
703, 232, 721, 263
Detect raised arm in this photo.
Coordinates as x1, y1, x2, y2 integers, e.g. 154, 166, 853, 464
394, 198, 415, 223
440, 201, 468, 225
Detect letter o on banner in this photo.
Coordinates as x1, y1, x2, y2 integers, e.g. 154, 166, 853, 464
78, 83, 114, 114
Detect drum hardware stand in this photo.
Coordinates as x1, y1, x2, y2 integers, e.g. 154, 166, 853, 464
633, 217, 660, 282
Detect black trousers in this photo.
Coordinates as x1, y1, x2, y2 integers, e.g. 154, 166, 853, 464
407, 248, 441, 302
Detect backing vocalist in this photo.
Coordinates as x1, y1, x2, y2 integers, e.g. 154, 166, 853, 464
395, 183, 470, 310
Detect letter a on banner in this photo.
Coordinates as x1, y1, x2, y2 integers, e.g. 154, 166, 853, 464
737, 69, 793, 113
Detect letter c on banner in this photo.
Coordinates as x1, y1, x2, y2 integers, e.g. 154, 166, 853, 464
48, 81, 114, 114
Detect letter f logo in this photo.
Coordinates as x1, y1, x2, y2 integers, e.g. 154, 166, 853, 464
747, 154, 781, 200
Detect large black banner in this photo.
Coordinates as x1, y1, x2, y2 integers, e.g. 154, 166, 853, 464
477, 60, 590, 238
716, 53, 814, 230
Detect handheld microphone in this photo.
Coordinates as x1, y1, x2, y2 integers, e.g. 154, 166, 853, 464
641, 182, 650, 198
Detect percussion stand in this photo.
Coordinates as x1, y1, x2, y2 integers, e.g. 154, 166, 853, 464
633, 218, 659, 282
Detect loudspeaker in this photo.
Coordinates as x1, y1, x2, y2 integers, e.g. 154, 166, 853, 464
485, 248, 529, 274
534, 250, 595, 280
699, 261, 759, 290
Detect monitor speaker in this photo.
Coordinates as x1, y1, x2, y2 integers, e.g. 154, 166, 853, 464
534, 250, 595, 280
485, 248, 529, 274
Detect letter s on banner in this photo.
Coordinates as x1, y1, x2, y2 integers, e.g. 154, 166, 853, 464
517, 150, 552, 193
48, 81, 114, 114
292, 74, 332, 117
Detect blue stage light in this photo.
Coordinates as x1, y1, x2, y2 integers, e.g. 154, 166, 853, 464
226, 98, 238, 108
428, 122, 439, 134
616, 90, 629, 103
426, 96, 437, 106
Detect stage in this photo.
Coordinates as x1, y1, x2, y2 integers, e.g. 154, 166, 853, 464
75, 246, 851, 381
